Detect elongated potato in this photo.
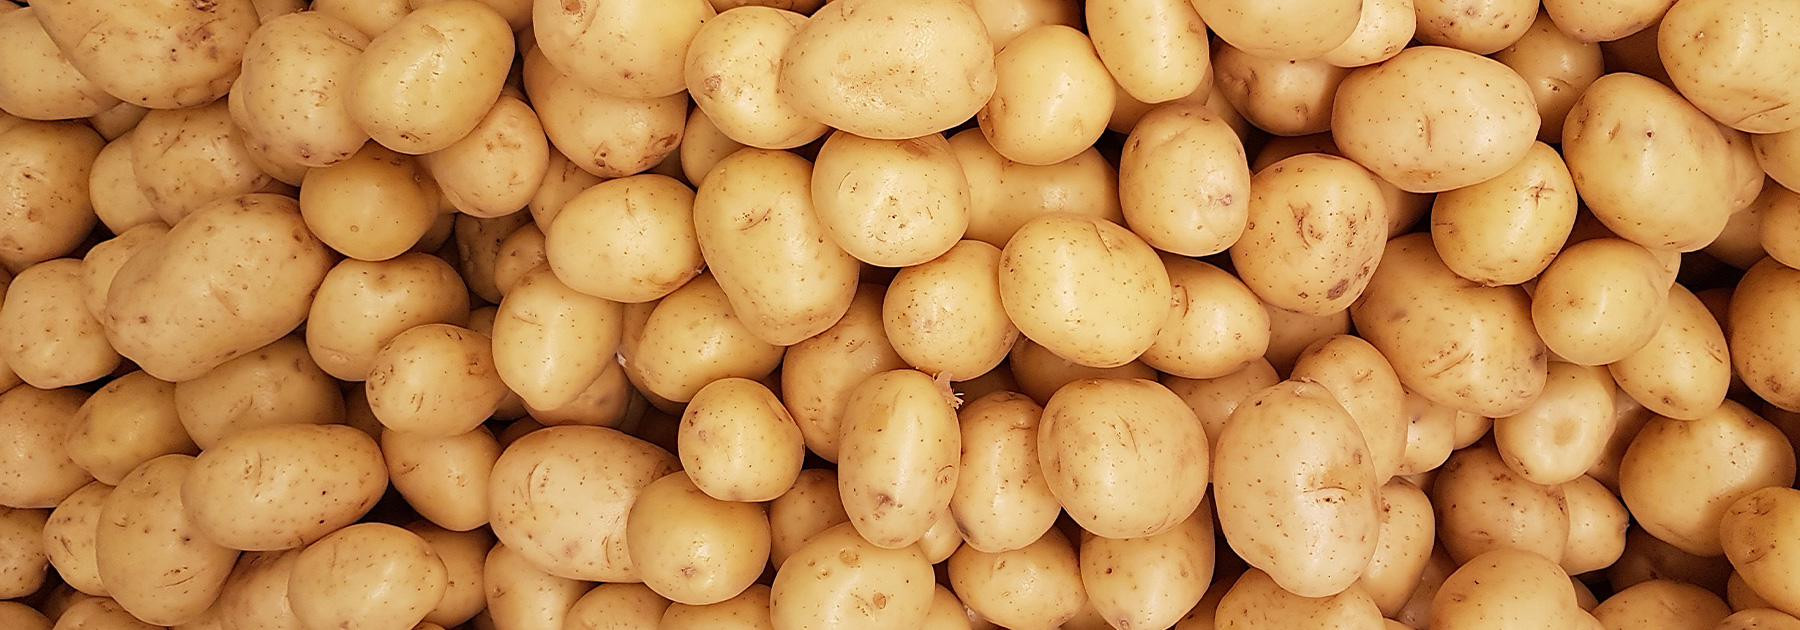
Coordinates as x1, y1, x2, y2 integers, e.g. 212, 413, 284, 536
1659, 0, 1800, 134
175, 335, 344, 450
288, 524, 447, 630
65, 372, 195, 487
781, 284, 905, 462
0, 387, 91, 510
1000, 214, 1170, 368
1562, 474, 1629, 575
1430, 548, 1584, 629
481, 542, 589, 630
31, 0, 258, 109
837, 369, 961, 549
180, 425, 386, 553
528, 47, 689, 180
565, 583, 670, 630
950, 391, 1059, 554
1610, 283, 1730, 420
1213, 44, 1351, 137
366, 324, 507, 437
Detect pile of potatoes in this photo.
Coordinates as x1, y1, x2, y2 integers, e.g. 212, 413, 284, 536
6, 0, 1800, 628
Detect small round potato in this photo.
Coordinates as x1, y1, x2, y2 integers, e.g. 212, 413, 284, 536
492, 267, 624, 410
228, 11, 370, 169
1162, 358, 1280, 454
307, 254, 471, 382
182, 424, 388, 550
1430, 548, 1585, 629
684, 6, 827, 150
947, 528, 1085, 630
299, 142, 441, 261
678, 108, 748, 188
1230, 153, 1387, 317
87, 134, 161, 235
1430, 141, 1579, 286
678, 378, 805, 503
628, 274, 787, 404
546, 180, 702, 302
772, 523, 935, 630
1492, 362, 1617, 486
661, 584, 774, 630
528, 48, 689, 180
1042, 378, 1208, 539
1609, 283, 1731, 420
811, 131, 971, 268
837, 369, 962, 549
768, 469, 852, 569
951, 391, 1059, 554
1291, 335, 1408, 484
0, 259, 118, 389
999, 214, 1171, 368
65, 371, 196, 487
1081, 509, 1215, 630
1561, 474, 1630, 575
1118, 104, 1251, 257
1215, 569, 1386, 629
1086, 0, 1208, 103
366, 324, 506, 437
882, 241, 1017, 382
626, 472, 771, 605
1140, 255, 1270, 380
980, 25, 1114, 165
1533, 237, 1670, 366
1192, 0, 1360, 61
346, 0, 513, 154
288, 523, 448, 630
383, 428, 499, 533
1213, 45, 1352, 137
422, 95, 551, 218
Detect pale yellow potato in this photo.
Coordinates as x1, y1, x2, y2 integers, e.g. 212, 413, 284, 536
1086, 0, 1206, 105
1390, 548, 1456, 628
132, 100, 281, 225
347, 0, 512, 154
949, 392, 1057, 554
532, 0, 710, 99
383, 428, 498, 533
999, 214, 1169, 368
1354, 479, 1435, 617
1722, 487, 1800, 617
678, 378, 803, 502
881, 242, 1015, 381
837, 369, 961, 549
1214, 46, 1351, 137
493, 266, 623, 410
768, 469, 851, 569
811, 132, 970, 268
0, 507, 47, 599
661, 584, 775, 630
1730, 571, 1773, 612
1430, 141, 1579, 286
488, 426, 678, 582
1430, 548, 1585, 629
482, 542, 589, 630
288, 523, 447, 630
1540, 0, 1671, 42
779, 0, 995, 140
65, 371, 195, 487
1334, 46, 1540, 193
969, 0, 1081, 51
42, 481, 111, 596
1659, 0, 1800, 134
1496, 11, 1606, 142
1263, 304, 1353, 376
492, 224, 549, 296
679, 108, 748, 188
0, 120, 103, 273
1610, 284, 1730, 420
424, 95, 550, 218
87, 133, 161, 235
1118, 103, 1250, 257
1586, 390, 1653, 491
173, 335, 344, 451
947, 528, 1085, 630
1351, 233, 1547, 417
0, 258, 118, 388
1082, 508, 1215, 630
1230, 154, 1387, 317
916, 493, 965, 565
228, 11, 369, 169
1760, 185, 1800, 273
1755, 130, 1800, 195
1044, 378, 1208, 539
0, 386, 89, 510
1214, 569, 1385, 629
528, 48, 689, 179
1163, 358, 1280, 455
1561, 474, 1629, 575
299, 142, 440, 261
1432, 442, 1571, 564
1621, 402, 1796, 557
772, 522, 935, 630
1732, 258, 1800, 411
523, 358, 632, 428
1454, 406, 1496, 449
1215, 380, 1378, 597
96, 455, 238, 626
307, 254, 470, 382
211, 549, 305, 630
50, 597, 154, 630
31, 0, 257, 109
685, 7, 827, 150
628, 274, 786, 404
1009, 336, 1157, 405
1193, 0, 1360, 61
0, 8, 118, 120
1321, 0, 1418, 67
951, 130, 1123, 247
182, 424, 386, 550
1563, 72, 1736, 251
566, 583, 670, 630
79, 223, 167, 321
1534, 238, 1671, 365
626, 472, 770, 605
1140, 256, 1268, 380
1395, 388, 1458, 476
1493, 362, 1618, 485
241, 134, 312, 187
779, 284, 904, 461
367, 324, 507, 436
922, 585, 973, 630
1247, 133, 1437, 240
1414, 0, 1536, 54
1721, 125, 1769, 215
1291, 335, 1407, 484
977, 24, 1112, 165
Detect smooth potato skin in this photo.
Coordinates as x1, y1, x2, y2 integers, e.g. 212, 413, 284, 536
31, 0, 259, 109
181, 424, 387, 551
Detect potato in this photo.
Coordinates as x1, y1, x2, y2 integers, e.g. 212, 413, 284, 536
532, 0, 710, 99
65, 371, 196, 487
1430, 548, 1584, 629
772, 522, 935, 630
1755, 130, 1800, 195
1492, 362, 1617, 486
87, 133, 161, 235
1139, 256, 1268, 380
950, 391, 1059, 554
228, 11, 370, 169
1351, 479, 1434, 617
1214, 45, 1351, 137
0, 8, 118, 120
679, 108, 749, 188
678, 378, 805, 503
42, 482, 111, 596
1414, 0, 1535, 54
1351, 233, 1546, 417
999, 214, 1170, 368
1320, 0, 1417, 67
0, 120, 104, 273
778, 283, 904, 461
1214, 568, 1385, 629
0, 386, 91, 509
1562, 72, 1736, 251
1610, 524, 1733, 595
1010, 337, 1158, 405
96, 455, 239, 626
172, 335, 344, 451
1657, 0, 1800, 134
1291, 335, 1408, 484
1430, 141, 1579, 286
492, 224, 550, 296
544, 174, 702, 304
1432, 442, 1571, 564
366, 324, 507, 436
1494, 12, 1606, 143
685, 7, 826, 150
133, 100, 283, 225
1620, 402, 1796, 557
1263, 304, 1352, 378
30, 0, 257, 109
382, 427, 500, 532
628, 274, 786, 404
627, 472, 770, 605
966, 0, 1080, 50
769, 469, 852, 569
1594, 579, 1731, 630
527, 48, 689, 180
880, 242, 1015, 381
811, 131, 971, 268
661, 584, 774, 630
951, 130, 1124, 247
488, 426, 679, 582
1718, 609, 1800, 630
51, 597, 156, 630
210, 549, 305, 630
977, 25, 1113, 165
779, 0, 996, 140
1193, 0, 1359, 61
0, 507, 48, 599
493, 266, 623, 410
566, 583, 670, 630
0, 259, 118, 388
424, 95, 551, 218
1610, 283, 1730, 420
1231, 154, 1386, 317
1729, 258, 1800, 411
837, 369, 961, 549
947, 528, 1085, 630
1333, 46, 1540, 193
307, 254, 470, 383
347, 0, 512, 154
916, 497, 965, 565
1395, 388, 1458, 476
298, 142, 441, 261
1562, 474, 1629, 575
1163, 358, 1281, 455
80, 223, 167, 321
1082, 508, 1215, 630
288, 523, 447, 630
182, 424, 386, 551
1085, 0, 1206, 105
402, 524, 489, 628
922, 585, 975, 630
1118, 104, 1250, 257
1043, 378, 1208, 540
1722, 488, 1800, 617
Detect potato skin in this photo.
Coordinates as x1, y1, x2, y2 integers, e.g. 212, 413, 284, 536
770, 522, 935, 630
31, 0, 260, 109
346, 0, 513, 154
96, 455, 240, 627
181, 424, 387, 551
998, 214, 1171, 369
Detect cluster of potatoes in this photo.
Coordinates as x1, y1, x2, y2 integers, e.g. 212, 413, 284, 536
6, 0, 1800, 628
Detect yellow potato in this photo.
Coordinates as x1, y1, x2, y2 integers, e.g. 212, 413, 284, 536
771, 522, 935, 630
1333, 46, 1540, 193
1431, 442, 1571, 564
0, 8, 118, 120
1430, 141, 1579, 286
678, 108, 748, 187
307, 254, 471, 382
491, 223, 549, 296
527, 47, 689, 180
96, 455, 239, 626
1141, 255, 1269, 380
298, 142, 440, 261
211, 549, 304, 630
882, 242, 1016, 381
627, 472, 771, 604
31, 0, 258, 109
182, 424, 387, 550
566, 583, 670, 630
951, 130, 1123, 247
1214, 568, 1386, 629
837, 369, 961, 549
947, 528, 1086, 630
811, 131, 971, 268
1561, 474, 1629, 575
228, 11, 370, 169
1722, 487, 1800, 617
84, 101, 147, 142
0, 507, 47, 600
778, 0, 996, 140
1320, 0, 1418, 67
979, 25, 1113, 165
1118, 103, 1251, 257
0, 386, 91, 509
1413, 0, 1536, 54
288, 523, 448, 630
79, 223, 166, 323
950, 391, 1059, 554
49, 597, 154, 630
1754, 129, 1800, 195
781, 283, 906, 462
347, 0, 512, 154
1043, 378, 1208, 539
999, 214, 1170, 368
1395, 388, 1458, 476
1718, 609, 1800, 630
423, 95, 551, 218
487, 426, 678, 582
482, 542, 590, 630
86, 133, 161, 235
1213, 45, 1351, 137
1430, 548, 1585, 629
522, 357, 630, 428
0, 120, 104, 273
768, 469, 851, 569
381, 427, 500, 532
366, 324, 507, 437
916, 491, 965, 565
1620, 402, 1796, 557
174, 335, 344, 449
1192, 0, 1360, 61
1610, 283, 1731, 420
1493, 362, 1618, 485
42, 481, 111, 596
65, 371, 196, 487
1230, 154, 1387, 317
1163, 358, 1280, 456
684, 6, 827, 150
1659, 0, 1800, 134
967, 0, 1081, 52
1081, 508, 1215, 630
1729, 258, 1800, 411
532, 0, 712, 99
1291, 334, 1408, 484
1609, 525, 1732, 604
0, 259, 117, 388
492, 267, 623, 410
678, 378, 805, 502
661, 584, 775, 630
1355, 479, 1435, 617
627, 274, 786, 404
132, 100, 283, 225
546, 181, 700, 304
